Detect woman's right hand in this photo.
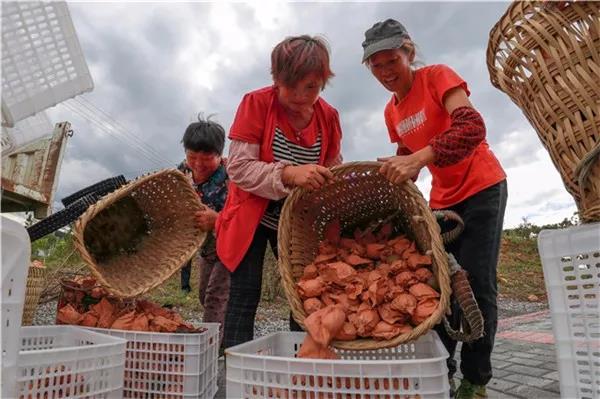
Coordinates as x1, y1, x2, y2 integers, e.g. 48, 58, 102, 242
282, 164, 335, 190
194, 208, 219, 231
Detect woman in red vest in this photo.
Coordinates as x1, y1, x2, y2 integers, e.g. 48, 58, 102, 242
216, 35, 343, 348
361, 19, 507, 399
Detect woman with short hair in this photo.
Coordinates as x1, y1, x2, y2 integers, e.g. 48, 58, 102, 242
217, 35, 344, 349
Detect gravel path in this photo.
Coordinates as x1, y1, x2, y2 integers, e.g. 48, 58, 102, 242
32, 300, 60, 326
497, 297, 548, 318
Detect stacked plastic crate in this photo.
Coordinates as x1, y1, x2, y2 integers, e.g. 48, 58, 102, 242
87, 325, 220, 398
226, 331, 450, 399
538, 223, 600, 398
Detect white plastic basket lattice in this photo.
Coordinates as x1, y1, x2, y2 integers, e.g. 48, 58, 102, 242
226, 331, 450, 399
538, 223, 600, 399
85, 323, 220, 399
1, 111, 54, 155
16, 326, 126, 398
1, 1, 93, 127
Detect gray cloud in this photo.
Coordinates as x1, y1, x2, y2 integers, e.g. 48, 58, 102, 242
513, 188, 564, 208
523, 199, 578, 223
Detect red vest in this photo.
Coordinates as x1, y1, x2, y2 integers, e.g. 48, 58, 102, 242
216, 90, 336, 272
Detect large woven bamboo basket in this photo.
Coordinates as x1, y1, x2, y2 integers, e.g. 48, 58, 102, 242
278, 162, 451, 350
21, 261, 46, 325
487, 1, 600, 222
73, 169, 206, 298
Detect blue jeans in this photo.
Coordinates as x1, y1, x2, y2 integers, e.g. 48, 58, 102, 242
434, 180, 508, 386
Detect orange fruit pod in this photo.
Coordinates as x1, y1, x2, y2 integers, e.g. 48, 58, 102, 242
297, 278, 326, 299
56, 304, 83, 325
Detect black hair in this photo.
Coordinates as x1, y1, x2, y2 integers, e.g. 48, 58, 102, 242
181, 114, 225, 155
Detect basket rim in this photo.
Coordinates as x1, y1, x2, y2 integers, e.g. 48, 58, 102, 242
83, 322, 220, 337
486, 1, 558, 88
225, 331, 449, 364
19, 325, 127, 354
72, 168, 207, 298
277, 161, 451, 350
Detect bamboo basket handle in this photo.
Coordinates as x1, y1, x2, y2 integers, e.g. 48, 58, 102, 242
443, 253, 485, 342
433, 210, 465, 244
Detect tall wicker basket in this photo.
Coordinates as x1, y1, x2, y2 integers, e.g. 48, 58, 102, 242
487, 1, 600, 222
73, 169, 206, 298
278, 162, 452, 350
21, 261, 46, 326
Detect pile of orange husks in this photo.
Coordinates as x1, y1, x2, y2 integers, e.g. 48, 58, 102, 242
297, 220, 440, 358
56, 275, 204, 333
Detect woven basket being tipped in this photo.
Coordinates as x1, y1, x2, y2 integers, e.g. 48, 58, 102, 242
278, 162, 451, 350
73, 169, 206, 298
487, 1, 600, 222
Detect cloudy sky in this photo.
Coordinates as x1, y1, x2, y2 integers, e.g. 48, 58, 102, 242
42, 1, 578, 228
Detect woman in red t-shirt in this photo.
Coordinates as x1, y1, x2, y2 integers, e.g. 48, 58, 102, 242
361, 19, 507, 399
216, 35, 343, 349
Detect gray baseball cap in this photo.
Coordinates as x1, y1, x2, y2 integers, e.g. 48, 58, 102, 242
362, 19, 411, 63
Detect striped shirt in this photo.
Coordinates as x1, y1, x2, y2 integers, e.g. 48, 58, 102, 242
260, 127, 322, 230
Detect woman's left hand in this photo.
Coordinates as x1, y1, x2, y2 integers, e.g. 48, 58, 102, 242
378, 146, 435, 184
195, 208, 218, 231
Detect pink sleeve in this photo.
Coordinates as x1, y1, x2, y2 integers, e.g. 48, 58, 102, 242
226, 140, 292, 200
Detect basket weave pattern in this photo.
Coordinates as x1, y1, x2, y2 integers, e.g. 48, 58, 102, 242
278, 162, 451, 350
487, 2, 600, 222
21, 265, 46, 325
73, 169, 206, 298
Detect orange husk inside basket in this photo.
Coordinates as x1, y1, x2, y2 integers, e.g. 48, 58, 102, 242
278, 162, 451, 350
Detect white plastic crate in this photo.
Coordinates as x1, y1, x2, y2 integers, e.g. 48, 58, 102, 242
1, 111, 53, 155
1, 1, 93, 127
538, 223, 600, 399
86, 323, 220, 398
226, 331, 450, 399
1, 216, 31, 398
16, 325, 126, 398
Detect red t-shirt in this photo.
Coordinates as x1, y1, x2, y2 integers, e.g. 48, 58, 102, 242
229, 85, 341, 163
384, 65, 506, 209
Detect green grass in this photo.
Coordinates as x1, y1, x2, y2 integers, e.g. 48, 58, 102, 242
31, 233, 81, 269
497, 235, 547, 302
32, 233, 87, 303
